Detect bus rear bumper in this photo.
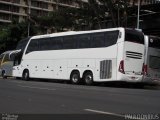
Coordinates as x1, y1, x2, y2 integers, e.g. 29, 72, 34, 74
118, 73, 143, 83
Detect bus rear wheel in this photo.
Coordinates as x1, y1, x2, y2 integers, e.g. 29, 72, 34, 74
70, 71, 80, 84
83, 72, 93, 85
22, 70, 29, 81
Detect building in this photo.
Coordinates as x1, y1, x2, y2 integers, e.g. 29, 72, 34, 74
0, 0, 85, 24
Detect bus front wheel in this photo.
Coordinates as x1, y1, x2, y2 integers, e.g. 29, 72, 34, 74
70, 71, 80, 84
22, 70, 29, 81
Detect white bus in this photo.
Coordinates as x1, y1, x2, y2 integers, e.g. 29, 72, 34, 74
143, 35, 160, 84
13, 28, 145, 85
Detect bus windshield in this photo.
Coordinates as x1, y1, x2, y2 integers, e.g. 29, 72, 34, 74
14, 37, 31, 66
16, 37, 31, 51
149, 36, 160, 49
125, 29, 144, 44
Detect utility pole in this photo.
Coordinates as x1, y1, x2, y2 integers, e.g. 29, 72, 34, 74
117, 5, 120, 27
137, 0, 140, 29
27, 0, 31, 37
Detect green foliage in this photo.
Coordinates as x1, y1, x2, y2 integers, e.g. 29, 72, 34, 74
0, 0, 131, 53
32, 7, 76, 32
0, 21, 36, 54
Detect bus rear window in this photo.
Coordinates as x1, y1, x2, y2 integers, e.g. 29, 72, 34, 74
149, 36, 160, 49
149, 56, 160, 69
125, 29, 144, 44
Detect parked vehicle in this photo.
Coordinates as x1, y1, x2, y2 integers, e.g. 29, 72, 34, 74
0, 50, 20, 78
143, 35, 160, 84
13, 28, 145, 85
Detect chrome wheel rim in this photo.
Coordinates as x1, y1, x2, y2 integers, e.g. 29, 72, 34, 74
85, 75, 92, 84
72, 74, 79, 83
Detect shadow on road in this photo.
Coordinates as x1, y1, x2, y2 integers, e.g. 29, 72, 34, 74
1, 77, 160, 90
97, 82, 160, 90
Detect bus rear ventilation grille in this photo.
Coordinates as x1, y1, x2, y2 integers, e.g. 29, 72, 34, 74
126, 51, 142, 59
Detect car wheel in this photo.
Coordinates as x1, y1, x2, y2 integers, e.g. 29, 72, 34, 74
2, 71, 7, 79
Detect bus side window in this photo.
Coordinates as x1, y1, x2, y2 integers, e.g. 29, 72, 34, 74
63, 36, 77, 49
77, 34, 91, 49
104, 31, 119, 47
39, 38, 50, 50
26, 39, 39, 54
54, 37, 63, 50
91, 33, 105, 48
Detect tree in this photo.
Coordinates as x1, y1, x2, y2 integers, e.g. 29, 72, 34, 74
0, 20, 36, 54
31, 7, 76, 33
0, 27, 8, 53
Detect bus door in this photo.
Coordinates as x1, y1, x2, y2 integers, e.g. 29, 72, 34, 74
12, 50, 23, 77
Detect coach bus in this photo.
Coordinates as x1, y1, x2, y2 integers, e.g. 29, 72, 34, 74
143, 35, 160, 84
12, 28, 145, 85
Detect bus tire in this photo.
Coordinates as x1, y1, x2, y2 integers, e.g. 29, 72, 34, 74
70, 71, 80, 84
2, 70, 7, 79
22, 70, 29, 81
83, 71, 93, 85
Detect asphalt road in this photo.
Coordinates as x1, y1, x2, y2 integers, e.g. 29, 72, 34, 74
0, 78, 160, 120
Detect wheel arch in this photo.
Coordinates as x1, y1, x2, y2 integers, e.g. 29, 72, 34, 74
70, 69, 80, 78
22, 68, 29, 76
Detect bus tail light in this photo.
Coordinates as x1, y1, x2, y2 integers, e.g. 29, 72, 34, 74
142, 63, 148, 75
119, 60, 125, 74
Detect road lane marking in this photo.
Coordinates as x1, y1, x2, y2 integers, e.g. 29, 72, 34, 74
18, 85, 56, 91
84, 109, 124, 118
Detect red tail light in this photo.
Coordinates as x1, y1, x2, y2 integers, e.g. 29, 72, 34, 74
142, 63, 148, 75
119, 60, 125, 74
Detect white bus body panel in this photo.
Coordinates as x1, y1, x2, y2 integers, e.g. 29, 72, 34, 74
13, 45, 118, 82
